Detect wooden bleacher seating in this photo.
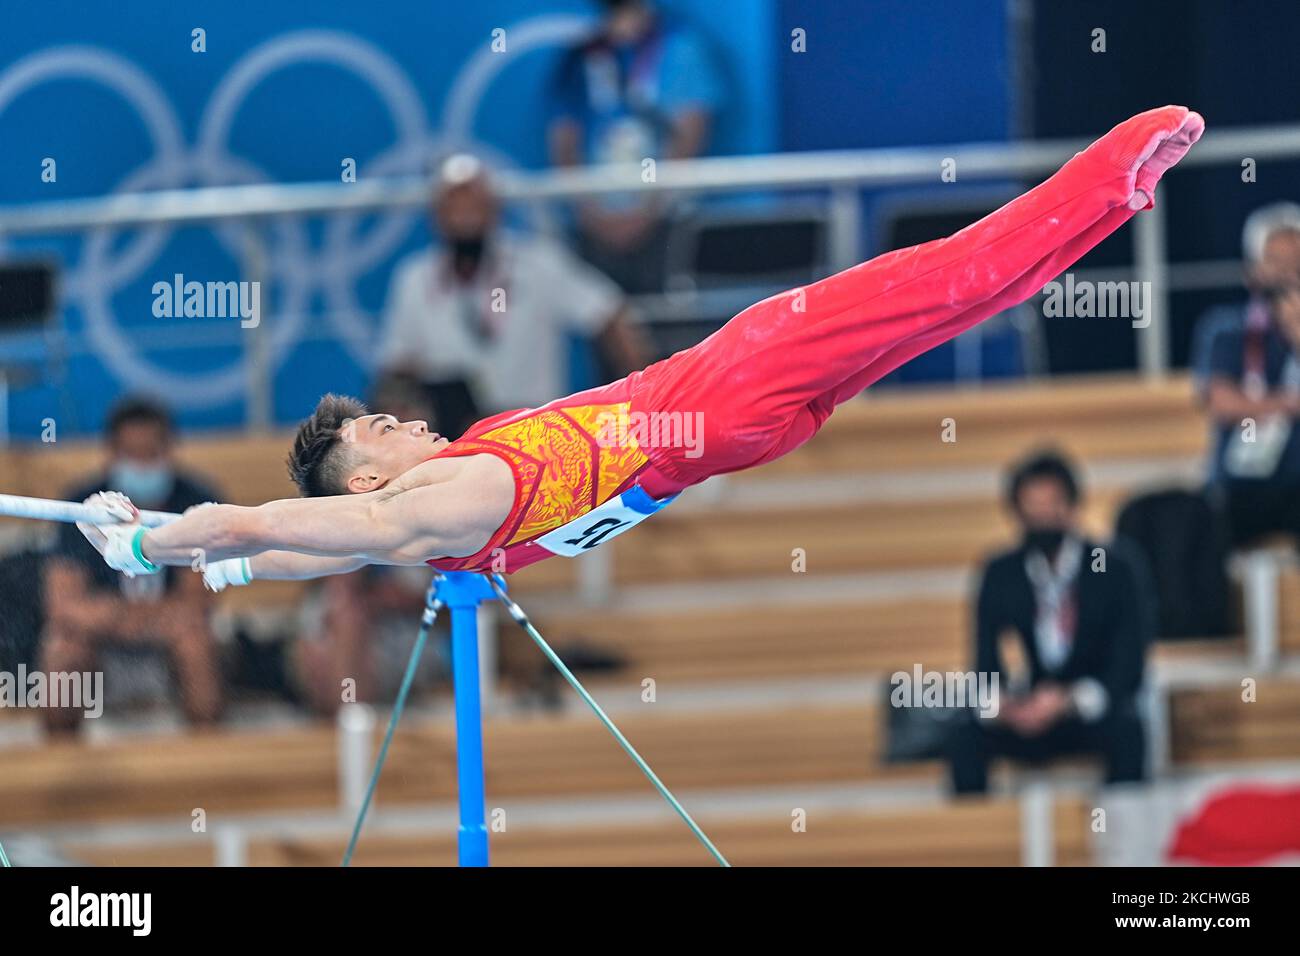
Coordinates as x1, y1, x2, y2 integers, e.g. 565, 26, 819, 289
5, 371, 1297, 867
1170, 680, 1300, 764
0, 702, 931, 828
535, 596, 970, 683
535, 599, 1248, 690
0, 374, 1204, 512
4, 671, 1298, 835
1272, 567, 1300, 655
607, 488, 1129, 584
63, 796, 1092, 867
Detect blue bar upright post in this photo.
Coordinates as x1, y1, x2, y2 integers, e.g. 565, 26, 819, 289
438, 571, 497, 867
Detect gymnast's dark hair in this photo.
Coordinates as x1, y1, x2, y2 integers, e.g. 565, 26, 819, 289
287, 393, 369, 497
1005, 449, 1081, 511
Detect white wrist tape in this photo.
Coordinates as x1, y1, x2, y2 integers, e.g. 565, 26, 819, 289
202, 557, 254, 593
103, 525, 160, 578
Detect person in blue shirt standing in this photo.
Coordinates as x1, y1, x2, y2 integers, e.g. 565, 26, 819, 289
548, 0, 727, 293
1193, 202, 1300, 546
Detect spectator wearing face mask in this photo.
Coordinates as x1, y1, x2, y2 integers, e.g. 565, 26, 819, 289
1192, 202, 1300, 546
548, 0, 727, 293
376, 153, 650, 429
39, 396, 223, 735
945, 451, 1155, 794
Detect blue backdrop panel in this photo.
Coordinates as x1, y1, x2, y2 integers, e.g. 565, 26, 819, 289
0, 0, 776, 438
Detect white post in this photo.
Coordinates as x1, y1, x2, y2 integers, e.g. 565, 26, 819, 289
1242, 550, 1280, 673
337, 704, 376, 819
239, 223, 272, 432
212, 825, 247, 867
576, 550, 613, 605
1133, 202, 1170, 379
828, 184, 862, 272
1143, 679, 1170, 779
1019, 781, 1055, 867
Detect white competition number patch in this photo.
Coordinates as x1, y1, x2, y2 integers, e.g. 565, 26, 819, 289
533, 484, 678, 558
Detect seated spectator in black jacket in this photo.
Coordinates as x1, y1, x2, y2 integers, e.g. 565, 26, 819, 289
1192, 202, 1300, 547
40, 397, 222, 735
947, 451, 1154, 794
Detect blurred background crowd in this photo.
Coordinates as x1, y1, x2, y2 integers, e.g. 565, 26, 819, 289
1, 0, 1299, 866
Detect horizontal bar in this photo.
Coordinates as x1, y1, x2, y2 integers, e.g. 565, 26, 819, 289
0, 493, 178, 526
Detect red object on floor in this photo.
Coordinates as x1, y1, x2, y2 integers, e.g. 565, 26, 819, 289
1167, 785, 1300, 865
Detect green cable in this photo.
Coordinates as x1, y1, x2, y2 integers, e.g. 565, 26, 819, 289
341, 579, 443, 867
0, 839, 10, 867
488, 574, 730, 867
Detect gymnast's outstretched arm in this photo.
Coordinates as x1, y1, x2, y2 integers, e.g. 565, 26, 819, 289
171, 549, 372, 594
244, 551, 371, 581
155, 485, 487, 565
74, 477, 490, 581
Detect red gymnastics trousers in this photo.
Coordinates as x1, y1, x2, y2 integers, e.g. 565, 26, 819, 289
428, 106, 1203, 573
626, 105, 1205, 498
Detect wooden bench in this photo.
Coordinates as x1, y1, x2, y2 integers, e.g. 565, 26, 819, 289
1169, 679, 1300, 764
747, 374, 1203, 478
0, 701, 932, 827
1270, 566, 1300, 655
534, 596, 1249, 689
63, 795, 1092, 867
4, 661, 1285, 830
605, 489, 1128, 585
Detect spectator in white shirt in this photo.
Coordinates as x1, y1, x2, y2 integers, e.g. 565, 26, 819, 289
377, 154, 649, 423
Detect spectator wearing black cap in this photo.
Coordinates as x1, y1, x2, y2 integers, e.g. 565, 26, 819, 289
946, 450, 1155, 794
40, 396, 223, 734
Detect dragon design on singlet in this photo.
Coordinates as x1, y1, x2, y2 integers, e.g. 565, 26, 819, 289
426, 401, 652, 573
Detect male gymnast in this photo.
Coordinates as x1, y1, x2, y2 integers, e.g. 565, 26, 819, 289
77, 107, 1205, 590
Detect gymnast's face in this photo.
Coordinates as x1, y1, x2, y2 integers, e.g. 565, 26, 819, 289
338, 413, 451, 494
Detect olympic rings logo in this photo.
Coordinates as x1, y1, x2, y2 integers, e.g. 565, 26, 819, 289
0, 18, 590, 407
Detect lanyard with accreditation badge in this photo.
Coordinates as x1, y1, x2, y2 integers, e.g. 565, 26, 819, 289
1228, 307, 1300, 478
